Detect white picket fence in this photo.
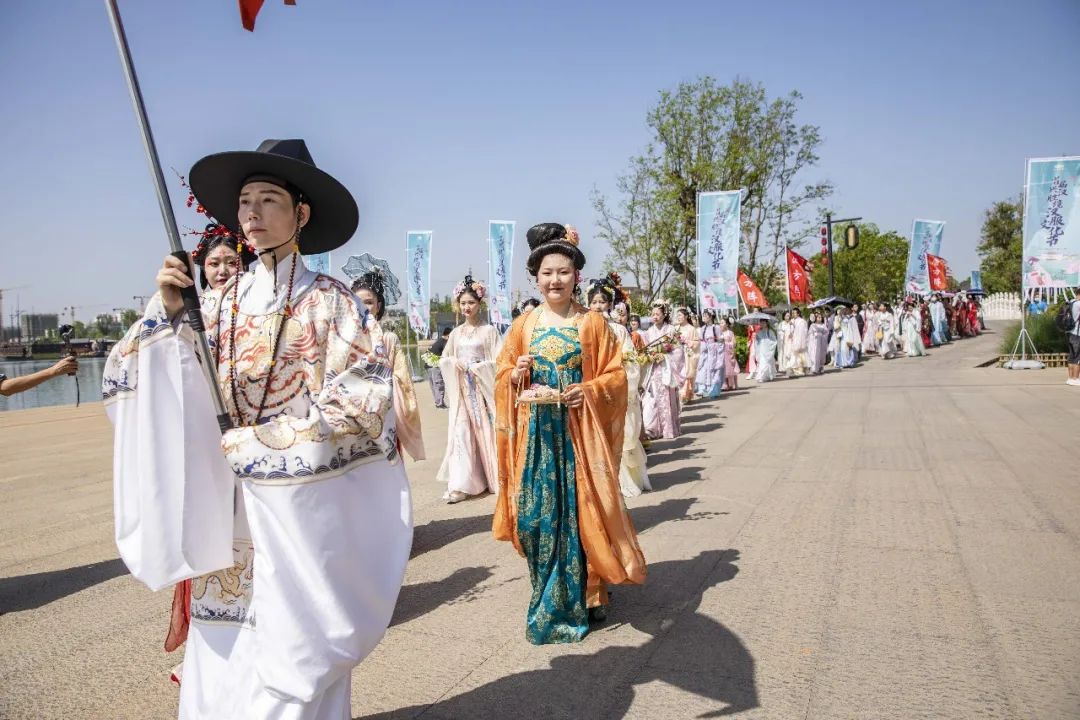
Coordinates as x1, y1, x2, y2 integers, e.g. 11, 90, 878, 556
983, 292, 1022, 320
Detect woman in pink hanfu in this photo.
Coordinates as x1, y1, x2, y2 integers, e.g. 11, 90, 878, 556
641, 303, 684, 439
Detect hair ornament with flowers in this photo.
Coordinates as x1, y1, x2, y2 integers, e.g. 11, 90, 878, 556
175, 169, 256, 261
454, 274, 487, 301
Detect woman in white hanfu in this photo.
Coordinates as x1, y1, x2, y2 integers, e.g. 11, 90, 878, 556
876, 303, 899, 359
807, 311, 829, 374
787, 308, 809, 377
348, 256, 425, 462
860, 304, 879, 355
751, 319, 778, 382
104, 139, 412, 720
436, 275, 500, 503
902, 302, 927, 357
587, 277, 651, 497
642, 303, 684, 439
777, 311, 791, 373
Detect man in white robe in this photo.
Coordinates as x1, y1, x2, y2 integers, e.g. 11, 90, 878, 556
104, 139, 412, 719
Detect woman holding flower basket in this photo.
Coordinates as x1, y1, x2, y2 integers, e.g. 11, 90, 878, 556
587, 276, 651, 498
494, 223, 645, 644
641, 302, 684, 439
435, 275, 500, 503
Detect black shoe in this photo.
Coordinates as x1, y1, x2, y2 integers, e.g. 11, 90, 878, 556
589, 605, 608, 623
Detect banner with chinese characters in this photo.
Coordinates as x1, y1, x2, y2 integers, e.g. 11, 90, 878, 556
487, 220, 515, 329
304, 252, 331, 275
926, 253, 948, 291
969, 270, 983, 292
904, 219, 945, 295
1023, 156, 1080, 290
696, 190, 741, 313
405, 231, 432, 336
785, 247, 812, 304
737, 270, 767, 308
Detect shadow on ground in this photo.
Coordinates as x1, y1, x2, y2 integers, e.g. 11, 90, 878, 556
410, 512, 492, 558
361, 549, 755, 720
392, 566, 497, 627
0, 558, 128, 614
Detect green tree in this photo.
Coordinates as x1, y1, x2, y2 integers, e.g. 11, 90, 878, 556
120, 309, 141, 328
977, 198, 1022, 293
809, 223, 908, 302
594, 76, 832, 304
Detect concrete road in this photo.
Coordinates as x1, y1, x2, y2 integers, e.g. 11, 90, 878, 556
1, 324, 1078, 718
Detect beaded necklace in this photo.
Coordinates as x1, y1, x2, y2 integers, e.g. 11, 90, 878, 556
218, 240, 299, 427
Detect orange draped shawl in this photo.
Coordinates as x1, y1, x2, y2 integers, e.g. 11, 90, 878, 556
493, 307, 646, 605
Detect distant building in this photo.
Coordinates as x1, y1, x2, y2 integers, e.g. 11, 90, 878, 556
20, 313, 58, 341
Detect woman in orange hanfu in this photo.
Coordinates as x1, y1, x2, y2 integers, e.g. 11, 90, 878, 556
494, 222, 646, 644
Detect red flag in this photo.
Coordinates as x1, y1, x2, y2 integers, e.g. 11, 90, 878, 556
737, 270, 768, 308
926, 253, 949, 291
240, 0, 296, 32
786, 248, 812, 304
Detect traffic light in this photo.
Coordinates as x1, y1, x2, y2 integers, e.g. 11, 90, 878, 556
844, 224, 859, 249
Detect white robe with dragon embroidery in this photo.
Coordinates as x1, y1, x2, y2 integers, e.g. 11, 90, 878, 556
103, 255, 412, 720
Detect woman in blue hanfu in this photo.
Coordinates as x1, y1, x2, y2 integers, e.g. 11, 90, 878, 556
103, 139, 412, 720
751, 319, 778, 382
494, 222, 646, 644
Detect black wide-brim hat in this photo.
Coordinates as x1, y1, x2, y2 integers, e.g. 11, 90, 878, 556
188, 139, 359, 255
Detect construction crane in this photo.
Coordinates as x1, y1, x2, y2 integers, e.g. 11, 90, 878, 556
63, 303, 111, 326
0, 285, 29, 341
133, 295, 150, 311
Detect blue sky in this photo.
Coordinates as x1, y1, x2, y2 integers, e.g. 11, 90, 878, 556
1, 0, 1077, 323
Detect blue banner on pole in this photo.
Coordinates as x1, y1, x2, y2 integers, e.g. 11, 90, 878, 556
406, 231, 432, 337
969, 270, 982, 292
1023, 156, 1080, 290
905, 219, 945, 296
696, 191, 741, 313
488, 220, 515, 329
304, 252, 331, 276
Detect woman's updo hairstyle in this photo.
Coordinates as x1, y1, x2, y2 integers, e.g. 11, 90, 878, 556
350, 271, 388, 320
452, 274, 487, 307
585, 277, 617, 304
190, 223, 256, 290
651, 302, 671, 325
525, 222, 586, 275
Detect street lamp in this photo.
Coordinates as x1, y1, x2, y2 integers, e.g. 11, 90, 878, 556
822, 212, 863, 296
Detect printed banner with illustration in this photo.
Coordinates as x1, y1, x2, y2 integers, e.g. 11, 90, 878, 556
304, 252, 331, 275
696, 190, 741, 313
904, 219, 945, 295
785, 247, 812, 304
1023, 156, 1080, 290
487, 220, 515, 328
969, 270, 983, 292
926, 253, 948, 291
405, 231, 432, 336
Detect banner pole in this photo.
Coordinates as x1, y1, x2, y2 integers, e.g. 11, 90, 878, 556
104, 0, 232, 432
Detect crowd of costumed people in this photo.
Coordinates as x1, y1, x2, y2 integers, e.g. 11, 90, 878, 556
738, 292, 986, 382
102, 138, 992, 717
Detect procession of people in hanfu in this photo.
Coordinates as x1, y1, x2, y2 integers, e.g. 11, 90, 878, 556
101, 136, 991, 718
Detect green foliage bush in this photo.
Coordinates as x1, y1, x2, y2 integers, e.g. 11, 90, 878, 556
999, 306, 1069, 355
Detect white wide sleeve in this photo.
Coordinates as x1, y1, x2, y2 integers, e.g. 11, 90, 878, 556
103, 295, 235, 591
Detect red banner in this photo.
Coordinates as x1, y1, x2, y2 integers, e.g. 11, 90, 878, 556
927, 253, 948, 291
786, 248, 812, 304
240, 0, 295, 31
737, 270, 768, 308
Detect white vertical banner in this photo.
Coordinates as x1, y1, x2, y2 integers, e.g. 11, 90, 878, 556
487, 220, 515, 330
405, 231, 432, 337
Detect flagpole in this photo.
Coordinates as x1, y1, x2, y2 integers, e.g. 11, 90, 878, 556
104, 0, 233, 433
785, 248, 792, 306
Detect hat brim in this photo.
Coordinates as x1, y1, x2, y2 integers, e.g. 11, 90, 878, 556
188, 151, 359, 255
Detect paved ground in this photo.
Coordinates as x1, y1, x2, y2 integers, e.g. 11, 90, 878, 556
1, 323, 1078, 719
